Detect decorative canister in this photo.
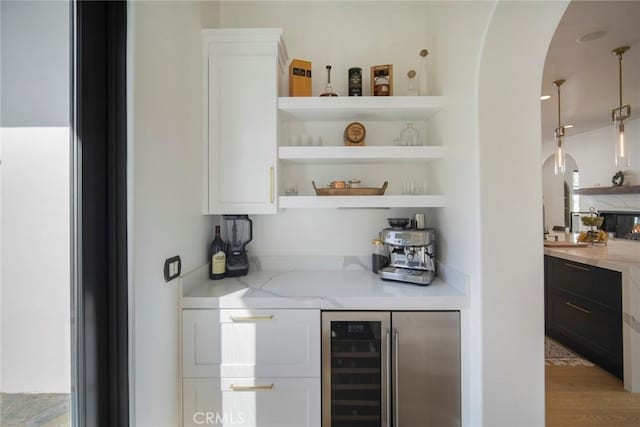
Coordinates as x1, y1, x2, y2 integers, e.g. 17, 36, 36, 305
374, 75, 390, 96
348, 67, 362, 96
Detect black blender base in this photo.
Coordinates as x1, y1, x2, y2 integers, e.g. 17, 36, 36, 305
226, 253, 249, 277
225, 267, 249, 277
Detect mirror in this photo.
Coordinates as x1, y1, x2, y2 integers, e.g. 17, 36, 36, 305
543, 154, 578, 232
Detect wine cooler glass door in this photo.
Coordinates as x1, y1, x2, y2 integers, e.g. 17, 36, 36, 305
322, 312, 391, 427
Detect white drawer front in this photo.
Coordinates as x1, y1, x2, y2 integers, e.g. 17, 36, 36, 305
183, 378, 320, 427
183, 309, 320, 378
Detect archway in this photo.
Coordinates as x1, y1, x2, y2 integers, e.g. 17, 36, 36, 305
477, 2, 569, 426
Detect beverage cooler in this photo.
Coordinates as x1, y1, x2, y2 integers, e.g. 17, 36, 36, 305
321, 311, 460, 427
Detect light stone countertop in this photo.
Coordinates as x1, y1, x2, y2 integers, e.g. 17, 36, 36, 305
180, 256, 468, 311
544, 237, 640, 393
544, 236, 640, 271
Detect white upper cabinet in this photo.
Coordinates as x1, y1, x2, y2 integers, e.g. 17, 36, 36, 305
202, 29, 288, 214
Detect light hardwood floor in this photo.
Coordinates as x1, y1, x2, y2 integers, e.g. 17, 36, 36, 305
546, 365, 640, 427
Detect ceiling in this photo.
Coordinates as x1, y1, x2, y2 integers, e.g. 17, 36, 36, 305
541, 1, 640, 143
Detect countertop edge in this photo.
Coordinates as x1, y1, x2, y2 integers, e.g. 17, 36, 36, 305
544, 248, 627, 273
180, 295, 470, 310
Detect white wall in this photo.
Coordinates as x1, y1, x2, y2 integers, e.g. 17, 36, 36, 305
129, 1, 219, 425
542, 118, 640, 212
426, 3, 495, 423
0, 0, 71, 393
478, 1, 568, 426
220, 1, 430, 98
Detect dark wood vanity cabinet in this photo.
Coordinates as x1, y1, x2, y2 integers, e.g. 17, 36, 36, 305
544, 255, 623, 378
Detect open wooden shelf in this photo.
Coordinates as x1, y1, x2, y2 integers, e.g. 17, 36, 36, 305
277, 96, 444, 121
278, 195, 446, 209
574, 185, 640, 195
278, 145, 444, 164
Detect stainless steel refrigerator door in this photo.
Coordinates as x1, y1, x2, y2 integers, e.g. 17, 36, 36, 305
322, 312, 391, 427
392, 311, 461, 427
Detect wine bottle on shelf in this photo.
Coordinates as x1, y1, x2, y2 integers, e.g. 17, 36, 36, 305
209, 225, 226, 280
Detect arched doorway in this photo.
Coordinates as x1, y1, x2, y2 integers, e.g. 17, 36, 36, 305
477, 2, 569, 426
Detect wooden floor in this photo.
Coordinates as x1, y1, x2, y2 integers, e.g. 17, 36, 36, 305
546, 365, 640, 427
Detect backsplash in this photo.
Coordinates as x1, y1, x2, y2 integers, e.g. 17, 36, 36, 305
581, 194, 640, 213
181, 255, 469, 296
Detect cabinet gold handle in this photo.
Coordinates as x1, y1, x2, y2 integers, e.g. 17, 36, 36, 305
269, 166, 274, 204
230, 315, 274, 322
229, 384, 274, 391
565, 301, 592, 315
564, 262, 591, 272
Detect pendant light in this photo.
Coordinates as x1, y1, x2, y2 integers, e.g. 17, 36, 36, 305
612, 46, 631, 168
553, 79, 566, 175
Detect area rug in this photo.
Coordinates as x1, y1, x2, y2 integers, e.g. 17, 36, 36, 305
545, 336, 594, 367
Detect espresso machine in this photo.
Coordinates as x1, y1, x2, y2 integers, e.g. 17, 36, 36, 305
378, 225, 436, 286
222, 215, 253, 277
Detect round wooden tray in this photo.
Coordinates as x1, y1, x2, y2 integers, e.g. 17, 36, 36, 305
312, 181, 388, 196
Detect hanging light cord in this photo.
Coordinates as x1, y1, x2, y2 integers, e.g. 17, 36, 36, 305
557, 82, 562, 129
611, 46, 630, 117
618, 51, 623, 109
553, 79, 565, 134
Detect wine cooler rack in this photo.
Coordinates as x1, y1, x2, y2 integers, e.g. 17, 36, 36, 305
329, 321, 382, 427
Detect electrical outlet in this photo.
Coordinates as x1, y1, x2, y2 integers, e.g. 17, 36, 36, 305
164, 255, 181, 282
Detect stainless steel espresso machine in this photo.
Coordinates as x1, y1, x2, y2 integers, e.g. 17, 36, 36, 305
378, 224, 436, 286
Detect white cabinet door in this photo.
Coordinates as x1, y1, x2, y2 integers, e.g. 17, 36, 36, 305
204, 30, 285, 215
183, 378, 320, 427
183, 309, 320, 378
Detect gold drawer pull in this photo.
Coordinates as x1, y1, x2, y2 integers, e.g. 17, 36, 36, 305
230, 315, 274, 322
229, 384, 274, 392
565, 301, 593, 315
564, 262, 591, 272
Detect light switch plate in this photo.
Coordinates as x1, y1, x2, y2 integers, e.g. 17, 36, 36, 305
164, 255, 181, 282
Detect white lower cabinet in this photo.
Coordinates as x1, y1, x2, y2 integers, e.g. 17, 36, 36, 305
182, 308, 321, 427
182, 309, 320, 378
183, 378, 320, 427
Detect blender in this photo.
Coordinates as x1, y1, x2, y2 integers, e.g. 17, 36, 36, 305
222, 215, 253, 277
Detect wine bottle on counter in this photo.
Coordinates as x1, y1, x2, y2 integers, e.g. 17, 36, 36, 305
209, 225, 226, 280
